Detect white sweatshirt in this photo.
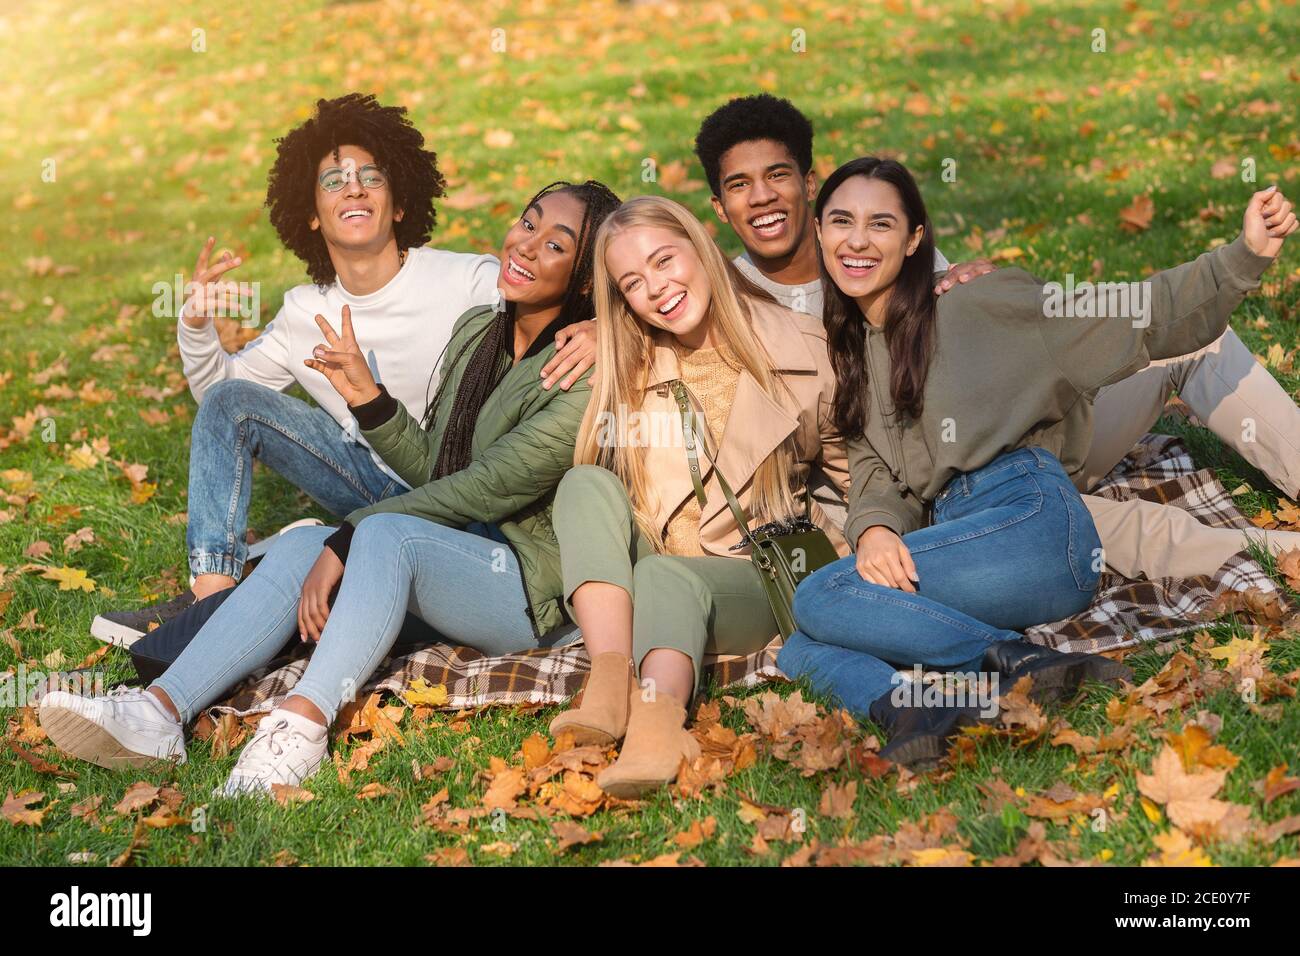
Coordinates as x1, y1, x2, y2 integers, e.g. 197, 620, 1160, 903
177, 246, 502, 486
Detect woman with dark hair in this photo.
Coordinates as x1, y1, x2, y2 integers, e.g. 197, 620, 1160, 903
40, 180, 623, 796
778, 157, 1295, 768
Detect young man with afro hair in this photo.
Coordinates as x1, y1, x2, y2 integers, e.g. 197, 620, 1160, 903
93, 93, 597, 644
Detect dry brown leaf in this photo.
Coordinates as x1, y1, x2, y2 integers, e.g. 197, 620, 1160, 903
425, 847, 471, 866
742, 689, 820, 738
818, 779, 858, 820
7, 739, 74, 777
70, 795, 102, 825
1118, 193, 1155, 232
482, 761, 526, 811
2, 789, 50, 825
1167, 723, 1240, 772
1257, 765, 1300, 805
1143, 828, 1213, 867
271, 784, 315, 807
521, 732, 551, 770
1260, 814, 1300, 845
671, 816, 717, 849
1136, 745, 1250, 839
552, 819, 602, 851
113, 781, 161, 815
142, 807, 188, 829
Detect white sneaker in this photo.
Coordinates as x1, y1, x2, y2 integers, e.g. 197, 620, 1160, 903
218, 710, 328, 798
39, 687, 186, 769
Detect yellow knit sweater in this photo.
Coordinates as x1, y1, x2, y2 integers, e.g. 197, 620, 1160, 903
662, 343, 741, 557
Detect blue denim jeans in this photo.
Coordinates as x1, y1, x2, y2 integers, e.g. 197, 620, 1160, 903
777, 447, 1102, 716
186, 379, 404, 579
154, 515, 578, 726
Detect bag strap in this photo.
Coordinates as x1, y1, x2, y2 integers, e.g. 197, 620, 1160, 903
668, 380, 760, 549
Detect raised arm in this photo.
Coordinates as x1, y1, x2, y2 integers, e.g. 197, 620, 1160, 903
178, 237, 296, 401
1039, 187, 1292, 396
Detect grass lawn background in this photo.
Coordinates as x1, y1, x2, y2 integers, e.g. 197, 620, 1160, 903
0, 0, 1298, 866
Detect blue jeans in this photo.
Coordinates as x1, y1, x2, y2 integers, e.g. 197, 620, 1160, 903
154, 515, 577, 725
777, 447, 1102, 716
186, 380, 404, 579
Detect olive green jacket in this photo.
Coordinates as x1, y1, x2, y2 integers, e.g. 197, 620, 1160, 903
844, 233, 1275, 549
345, 305, 592, 639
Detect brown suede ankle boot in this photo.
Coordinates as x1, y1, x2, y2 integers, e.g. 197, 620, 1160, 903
596, 691, 701, 799
548, 652, 633, 746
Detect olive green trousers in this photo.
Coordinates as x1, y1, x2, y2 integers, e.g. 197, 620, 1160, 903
553, 465, 777, 693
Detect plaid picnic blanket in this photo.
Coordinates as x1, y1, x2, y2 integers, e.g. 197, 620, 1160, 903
210, 434, 1279, 718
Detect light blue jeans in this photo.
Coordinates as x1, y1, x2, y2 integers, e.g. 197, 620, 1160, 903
153, 515, 577, 725
777, 447, 1102, 715
186, 379, 403, 579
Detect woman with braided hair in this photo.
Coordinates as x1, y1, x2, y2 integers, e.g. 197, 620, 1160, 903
40, 180, 623, 797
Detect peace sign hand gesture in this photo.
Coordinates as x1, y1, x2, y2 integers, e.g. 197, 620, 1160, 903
181, 236, 244, 330
303, 305, 381, 407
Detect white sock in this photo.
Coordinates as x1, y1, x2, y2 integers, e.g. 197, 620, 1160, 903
269, 707, 327, 741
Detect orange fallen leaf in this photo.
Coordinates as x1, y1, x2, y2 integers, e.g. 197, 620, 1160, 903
1118, 193, 1155, 232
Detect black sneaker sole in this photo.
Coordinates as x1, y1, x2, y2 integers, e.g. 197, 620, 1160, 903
879, 733, 948, 772
90, 615, 146, 648
1013, 655, 1132, 705
878, 710, 989, 772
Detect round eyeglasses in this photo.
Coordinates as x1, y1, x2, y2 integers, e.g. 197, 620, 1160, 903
318, 163, 388, 192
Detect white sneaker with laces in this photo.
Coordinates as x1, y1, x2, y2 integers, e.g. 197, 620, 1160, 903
39, 687, 186, 769
218, 710, 328, 798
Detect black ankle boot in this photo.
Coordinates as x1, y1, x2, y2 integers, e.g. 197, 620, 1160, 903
867, 692, 991, 772
982, 638, 1131, 705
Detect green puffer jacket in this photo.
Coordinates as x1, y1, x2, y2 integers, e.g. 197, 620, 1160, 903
345, 305, 592, 640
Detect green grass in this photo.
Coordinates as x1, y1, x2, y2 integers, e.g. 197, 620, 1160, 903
0, 0, 1298, 866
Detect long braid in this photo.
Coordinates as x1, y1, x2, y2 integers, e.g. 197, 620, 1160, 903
423, 179, 622, 480
429, 311, 511, 478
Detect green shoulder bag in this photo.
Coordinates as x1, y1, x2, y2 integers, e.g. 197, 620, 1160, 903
669, 380, 839, 637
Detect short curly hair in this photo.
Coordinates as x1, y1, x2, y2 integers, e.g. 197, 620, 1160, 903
694, 94, 815, 197
265, 93, 446, 286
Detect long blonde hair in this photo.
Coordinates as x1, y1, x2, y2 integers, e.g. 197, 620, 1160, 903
577, 195, 799, 550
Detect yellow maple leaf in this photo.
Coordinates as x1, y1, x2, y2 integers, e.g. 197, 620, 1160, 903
910, 846, 974, 867
130, 482, 157, 505
1139, 796, 1164, 824
404, 678, 448, 707
1144, 829, 1214, 867
41, 566, 95, 592
1, 469, 34, 493
67, 444, 98, 470
1206, 635, 1269, 668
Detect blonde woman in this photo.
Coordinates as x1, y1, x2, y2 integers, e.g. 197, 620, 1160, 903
547, 196, 849, 796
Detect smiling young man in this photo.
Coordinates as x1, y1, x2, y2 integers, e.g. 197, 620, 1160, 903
694, 94, 991, 525
694, 95, 995, 324
695, 94, 1300, 580
92, 93, 596, 645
